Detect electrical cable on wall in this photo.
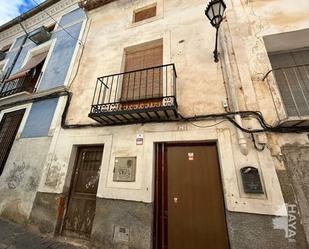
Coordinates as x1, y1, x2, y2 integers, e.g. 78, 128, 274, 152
187, 120, 227, 128
18, 17, 29, 36
58, 92, 309, 134
251, 134, 266, 151
1, 90, 309, 152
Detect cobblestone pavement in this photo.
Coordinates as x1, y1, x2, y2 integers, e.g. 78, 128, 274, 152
0, 218, 83, 249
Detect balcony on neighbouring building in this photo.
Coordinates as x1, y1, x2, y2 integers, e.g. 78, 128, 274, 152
0, 74, 36, 98
263, 63, 309, 127
0, 50, 48, 99
89, 64, 179, 125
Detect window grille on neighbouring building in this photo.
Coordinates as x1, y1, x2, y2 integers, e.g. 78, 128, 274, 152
0, 109, 25, 175
269, 49, 309, 117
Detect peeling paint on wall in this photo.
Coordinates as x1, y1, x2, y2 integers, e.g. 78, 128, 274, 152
4, 161, 40, 192
26, 169, 40, 192
45, 159, 66, 188
6, 162, 27, 190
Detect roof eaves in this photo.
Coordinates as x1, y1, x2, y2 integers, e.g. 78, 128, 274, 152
78, 0, 116, 11
0, 0, 62, 33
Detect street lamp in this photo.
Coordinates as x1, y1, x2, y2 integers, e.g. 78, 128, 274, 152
205, 0, 226, 62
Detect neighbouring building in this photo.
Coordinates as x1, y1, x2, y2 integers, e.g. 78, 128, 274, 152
0, 0, 85, 227
0, 0, 309, 249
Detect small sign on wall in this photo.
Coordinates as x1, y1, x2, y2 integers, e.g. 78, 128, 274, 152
113, 157, 136, 182
136, 133, 144, 145
240, 166, 264, 194
188, 152, 194, 161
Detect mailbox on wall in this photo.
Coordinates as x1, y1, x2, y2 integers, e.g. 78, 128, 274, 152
113, 157, 136, 182
240, 166, 264, 194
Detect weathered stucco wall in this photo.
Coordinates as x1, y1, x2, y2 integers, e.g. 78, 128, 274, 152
240, 0, 309, 34
0, 137, 52, 223
28, 0, 309, 248
222, 1, 309, 247
37, 117, 285, 216
55, 0, 290, 213
282, 146, 309, 244
66, 0, 227, 124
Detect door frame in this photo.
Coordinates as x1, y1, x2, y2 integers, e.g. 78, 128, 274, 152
58, 145, 104, 238
153, 142, 230, 249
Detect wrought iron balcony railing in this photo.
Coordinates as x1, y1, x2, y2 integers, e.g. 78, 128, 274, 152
0, 76, 36, 98
89, 64, 179, 125
263, 63, 309, 127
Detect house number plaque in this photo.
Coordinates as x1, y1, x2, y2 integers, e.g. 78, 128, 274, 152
240, 166, 264, 194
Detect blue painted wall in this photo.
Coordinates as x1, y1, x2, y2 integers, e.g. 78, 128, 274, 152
5, 7, 86, 138
21, 98, 59, 138
38, 22, 82, 91
59, 8, 86, 26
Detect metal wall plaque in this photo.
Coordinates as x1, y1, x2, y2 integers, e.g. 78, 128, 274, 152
113, 225, 129, 242
113, 157, 136, 182
240, 166, 264, 194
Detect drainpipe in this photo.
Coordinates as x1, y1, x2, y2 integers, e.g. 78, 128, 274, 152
219, 21, 248, 156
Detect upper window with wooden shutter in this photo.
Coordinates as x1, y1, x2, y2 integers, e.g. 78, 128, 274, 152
268, 49, 309, 117
133, 4, 157, 23
121, 42, 163, 101
124, 44, 163, 72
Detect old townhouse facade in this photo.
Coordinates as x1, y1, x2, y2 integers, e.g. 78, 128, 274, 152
0, 0, 84, 231
0, 0, 309, 249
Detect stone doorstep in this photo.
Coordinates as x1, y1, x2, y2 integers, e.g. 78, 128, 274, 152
54, 236, 92, 249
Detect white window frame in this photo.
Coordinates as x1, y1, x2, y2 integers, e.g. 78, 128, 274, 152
21, 39, 56, 92
0, 103, 32, 140
0, 59, 9, 80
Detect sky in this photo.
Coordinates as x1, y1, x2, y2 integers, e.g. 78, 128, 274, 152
0, 0, 45, 26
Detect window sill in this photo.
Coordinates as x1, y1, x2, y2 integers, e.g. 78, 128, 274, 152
0, 91, 32, 106
127, 14, 163, 29
277, 115, 309, 127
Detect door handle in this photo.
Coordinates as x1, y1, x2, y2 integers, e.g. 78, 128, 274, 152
173, 197, 178, 203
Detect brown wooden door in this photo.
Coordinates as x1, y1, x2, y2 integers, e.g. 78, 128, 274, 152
122, 44, 163, 101
62, 146, 103, 239
154, 143, 230, 249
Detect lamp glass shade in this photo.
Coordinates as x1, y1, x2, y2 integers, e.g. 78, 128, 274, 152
205, 0, 226, 28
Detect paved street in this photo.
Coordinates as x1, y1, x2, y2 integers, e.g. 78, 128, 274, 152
0, 218, 82, 249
